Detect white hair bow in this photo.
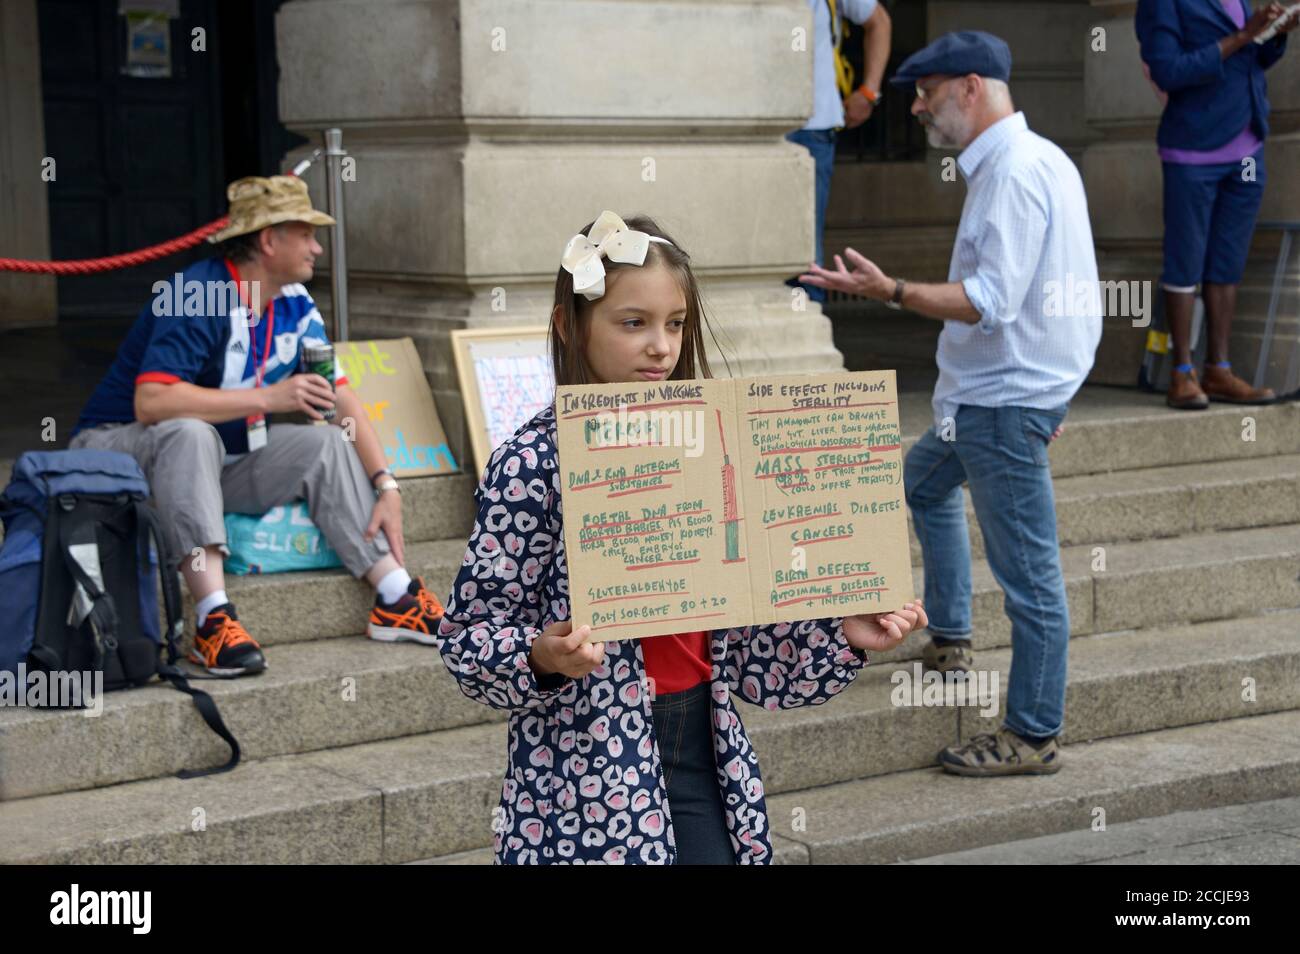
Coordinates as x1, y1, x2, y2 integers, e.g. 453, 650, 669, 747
560, 210, 672, 301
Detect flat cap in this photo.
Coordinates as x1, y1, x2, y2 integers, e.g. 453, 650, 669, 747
889, 30, 1012, 86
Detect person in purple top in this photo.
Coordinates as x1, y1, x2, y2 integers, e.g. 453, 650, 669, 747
1136, 0, 1295, 409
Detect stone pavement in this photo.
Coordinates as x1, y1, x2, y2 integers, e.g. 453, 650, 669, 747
906, 795, 1300, 865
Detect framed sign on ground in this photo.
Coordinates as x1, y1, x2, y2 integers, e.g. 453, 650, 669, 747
452, 326, 555, 479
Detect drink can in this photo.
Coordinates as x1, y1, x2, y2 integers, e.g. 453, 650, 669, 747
299, 342, 337, 421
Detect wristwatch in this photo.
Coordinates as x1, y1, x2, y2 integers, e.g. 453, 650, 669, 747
375, 477, 400, 496
885, 277, 906, 310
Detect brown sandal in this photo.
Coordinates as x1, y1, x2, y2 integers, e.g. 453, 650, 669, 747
922, 639, 974, 674
938, 728, 1061, 776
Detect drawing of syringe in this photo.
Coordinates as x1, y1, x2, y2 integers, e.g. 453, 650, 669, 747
717, 409, 741, 561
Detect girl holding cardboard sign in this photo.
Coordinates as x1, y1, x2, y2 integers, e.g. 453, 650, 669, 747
437, 212, 926, 864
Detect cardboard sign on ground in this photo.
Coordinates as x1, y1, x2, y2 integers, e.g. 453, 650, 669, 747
556, 370, 915, 641
337, 338, 459, 477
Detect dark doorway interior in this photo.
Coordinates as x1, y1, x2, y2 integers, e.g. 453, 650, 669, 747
834, 0, 929, 163
36, 0, 302, 322
215, 0, 307, 184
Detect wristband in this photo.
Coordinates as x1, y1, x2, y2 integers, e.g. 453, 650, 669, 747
370, 467, 393, 485
858, 85, 879, 103
886, 277, 906, 310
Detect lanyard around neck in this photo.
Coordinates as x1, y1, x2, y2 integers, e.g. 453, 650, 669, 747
225, 258, 277, 388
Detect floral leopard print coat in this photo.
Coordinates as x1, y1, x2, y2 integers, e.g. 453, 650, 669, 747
437, 405, 867, 864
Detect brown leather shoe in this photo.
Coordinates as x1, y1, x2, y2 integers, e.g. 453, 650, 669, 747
1167, 367, 1209, 410
1201, 364, 1276, 405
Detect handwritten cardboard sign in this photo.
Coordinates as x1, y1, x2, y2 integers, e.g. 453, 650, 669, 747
338, 338, 459, 477
556, 371, 915, 641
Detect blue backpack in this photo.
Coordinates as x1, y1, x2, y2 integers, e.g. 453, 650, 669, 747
0, 449, 240, 777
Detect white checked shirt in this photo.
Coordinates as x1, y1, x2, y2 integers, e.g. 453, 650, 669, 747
931, 111, 1102, 429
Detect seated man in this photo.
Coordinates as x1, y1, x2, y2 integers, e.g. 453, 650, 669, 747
69, 175, 443, 676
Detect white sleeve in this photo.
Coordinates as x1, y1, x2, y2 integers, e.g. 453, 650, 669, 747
840, 0, 878, 25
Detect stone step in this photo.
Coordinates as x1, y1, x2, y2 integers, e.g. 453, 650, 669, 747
890, 522, 1300, 664
10, 588, 1295, 804
9, 429, 1298, 654
906, 452, 1300, 563
8, 576, 1295, 805
764, 710, 1300, 864
739, 609, 1300, 796
3, 611, 1296, 862
902, 388, 1300, 481
201, 520, 1300, 655
0, 639, 499, 801
4, 390, 1298, 528
902, 795, 1300, 865
191, 538, 468, 646
833, 328, 1300, 473
8, 510, 1283, 798
392, 472, 477, 543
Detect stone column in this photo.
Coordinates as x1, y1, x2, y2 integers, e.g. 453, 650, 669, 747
275, 0, 845, 464
0, 0, 57, 328
1083, 0, 1300, 388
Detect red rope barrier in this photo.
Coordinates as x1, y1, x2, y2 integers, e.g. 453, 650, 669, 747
0, 216, 231, 275
0, 155, 322, 276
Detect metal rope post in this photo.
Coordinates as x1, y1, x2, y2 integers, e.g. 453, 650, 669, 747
324, 128, 349, 342
1253, 220, 1294, 392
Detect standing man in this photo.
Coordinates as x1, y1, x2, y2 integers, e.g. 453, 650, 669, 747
800, 32, 1101, 776
70, 176, 445, 677
1136, 1, 1294, 409
788, 0, 892, 303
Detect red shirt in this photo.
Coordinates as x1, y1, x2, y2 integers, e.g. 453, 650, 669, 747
640, 631, 713, 695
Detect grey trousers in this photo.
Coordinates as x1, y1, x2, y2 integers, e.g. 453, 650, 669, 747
69, 418, 389, 577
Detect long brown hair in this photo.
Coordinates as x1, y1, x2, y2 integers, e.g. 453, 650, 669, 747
549, 214, 728, 387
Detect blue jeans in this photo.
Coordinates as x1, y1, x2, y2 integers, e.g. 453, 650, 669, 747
785, 128, 836, 304
651, 682, 735, 865
903, 404, 1071, 739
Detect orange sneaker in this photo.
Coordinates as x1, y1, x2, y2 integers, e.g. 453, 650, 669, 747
190, 604, 267, 677
368, 576, 444, 645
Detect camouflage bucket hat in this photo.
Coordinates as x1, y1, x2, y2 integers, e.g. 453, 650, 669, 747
207, 175, 336, 243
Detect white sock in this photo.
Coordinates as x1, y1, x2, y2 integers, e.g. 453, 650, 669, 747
376, 567, 412, 605
196, 590, 229, 628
